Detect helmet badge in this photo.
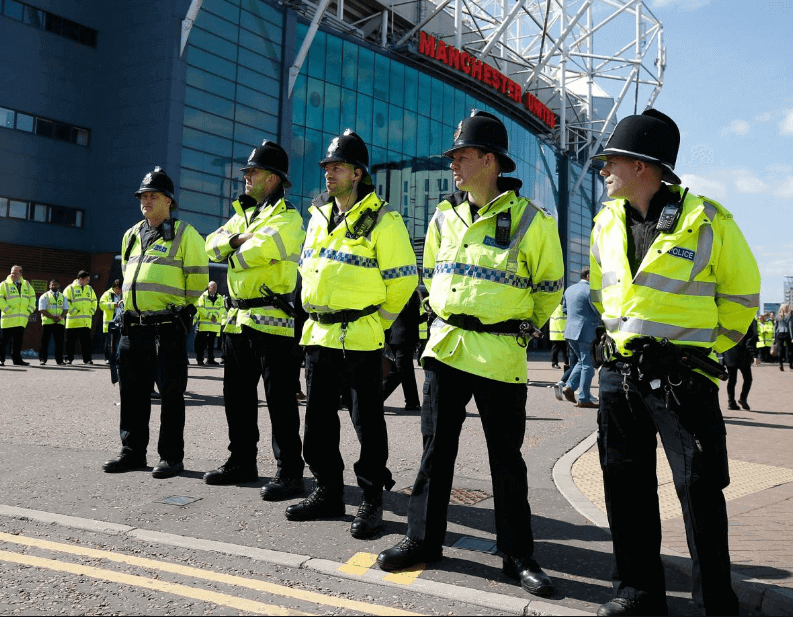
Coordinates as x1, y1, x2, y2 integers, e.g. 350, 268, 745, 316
143, 173, 153, 185
453, 121, 463, 141
249, 148, 257, 162
328, 137, 340, 155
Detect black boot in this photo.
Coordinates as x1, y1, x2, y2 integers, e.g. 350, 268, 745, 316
376, 536, 443, 571
350, 494, 383, 539
597, 596, 668, 616
502, 555, 554, 597
727, 400, 740, 410
152, 460, 184, 479
739, 398, 751, 411
285, 484, 345, 521
203, 460, 258, 485
260, 476, 305, 501
102, 452, 147, 473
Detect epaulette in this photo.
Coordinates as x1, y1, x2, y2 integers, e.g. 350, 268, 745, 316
441, 190, 467, 207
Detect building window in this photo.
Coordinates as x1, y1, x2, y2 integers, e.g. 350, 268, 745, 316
0, 195, 84, 228
0, 105, 89, 145
2, 1, 98, 48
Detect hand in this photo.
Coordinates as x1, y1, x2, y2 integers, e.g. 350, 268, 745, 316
211, 315, 217, 323
231, 233, 254, 248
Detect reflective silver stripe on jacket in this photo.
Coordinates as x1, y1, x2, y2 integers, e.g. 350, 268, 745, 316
431, 208, 445, 235
591, 222, 603, 267
632, 272, 716, 297
122, 281, 186, 297
718, 326, 746, 344
601, 271, 620, 289
603, 316, 717, 343
505, 207, 538, 273
208, 229, 232, 261
378, 306, 398, 321
715, 292, 760, 309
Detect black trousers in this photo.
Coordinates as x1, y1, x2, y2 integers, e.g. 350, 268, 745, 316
40, 323, 65, 363
1, 326, 25, 362
776, 334, 792, 368
382, 342, 421, 407
222, 327, 304, 476
194, 330, 217, 362
65, 327, 92, 363
726, 365, 752, 403
406, 358, 535, 557
303, 345, 393, 497
117, 323, 188, 462
551, 340, 569, 367
598, 365, 738, 615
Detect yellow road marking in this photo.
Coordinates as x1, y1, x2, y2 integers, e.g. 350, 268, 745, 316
383, 563, 426, 585
0, 549, 308, 616
338, 551, 378, 576
0, 532, 420, 616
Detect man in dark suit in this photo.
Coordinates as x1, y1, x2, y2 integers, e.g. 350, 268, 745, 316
558, 268, 601, 408
382, 288, 421, 411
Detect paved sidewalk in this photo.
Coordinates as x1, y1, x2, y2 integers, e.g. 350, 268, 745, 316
553, 360, 793, 616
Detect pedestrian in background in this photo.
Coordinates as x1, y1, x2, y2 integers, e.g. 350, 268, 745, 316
774, 304, 792, 371
99, 280, 123, 365
377, 111, 563, 599
193, 281, 224, 366
64, 270, 97, 365
0, 265, 36, 366
287, 129, 417, 540
381, 287, 422, 411
548, 301, 569, 371
204, 140, 306, 502
103, 166, 208, 479
557, 268, 600, 409
38, 279, 68, 365
590, 109, 758, 616
723, 318, 758, 411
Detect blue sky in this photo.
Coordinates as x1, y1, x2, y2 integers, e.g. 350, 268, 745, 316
646, 0, 792, 305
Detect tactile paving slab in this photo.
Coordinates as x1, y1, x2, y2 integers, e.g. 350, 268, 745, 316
572, 448, 793, 521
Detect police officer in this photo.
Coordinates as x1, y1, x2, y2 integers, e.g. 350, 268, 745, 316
549, 301, 568, 371
589, 109, 759, 616
204, 141, 307, 500
38, 279, 68, 365
102, 166, 208, 478
64, 270, 98, 364
193, 281, 224, 365
286, 129, 418, 539
0, 265, 36, 366
377, 111, 564, 599
99, 279, 124, 364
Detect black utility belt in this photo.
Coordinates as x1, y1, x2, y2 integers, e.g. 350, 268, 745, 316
437, 314, 527, 336
227, 296, 279, 310
123, 310, 180, 327
309, 305, 378, 325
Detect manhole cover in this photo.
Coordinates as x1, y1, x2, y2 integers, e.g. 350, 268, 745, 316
158, 496, 201, 506
397, 487, 491, 506
452, 537, 498, 554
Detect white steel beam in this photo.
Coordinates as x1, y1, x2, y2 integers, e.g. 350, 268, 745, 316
288, 0, 333, 97
179, 0, 204, 59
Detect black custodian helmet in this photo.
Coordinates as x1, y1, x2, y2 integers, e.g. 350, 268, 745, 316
443, 110, 516, 173
319, 129, 371, 184
135, 166, 177, 208
590, 108, 681, 185
240, 140, 292, 188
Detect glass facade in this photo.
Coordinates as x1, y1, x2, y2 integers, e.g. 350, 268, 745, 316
289, 24, 557, 242
177, 0, 601, 271
179, 0, 283, 235
567, 161, 598, 283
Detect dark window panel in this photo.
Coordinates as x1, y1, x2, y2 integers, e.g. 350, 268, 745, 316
79, 25, 97, 47
24, 6, 44, 28
45, 11, 61, 34
4, 0, 22, 20
35, 118, 53, 138
53, 122, 71, 142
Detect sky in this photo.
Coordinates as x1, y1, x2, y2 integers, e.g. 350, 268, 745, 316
646, 0, 792, 306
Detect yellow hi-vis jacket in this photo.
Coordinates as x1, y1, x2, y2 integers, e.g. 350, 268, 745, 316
422, 188, 564, 383
121, 219, 209, 314
206, 194, 304, 337
0, 276, 36, 329
39, 289, 66, 326
758, 320, 775, 349
64, 280, 98, 330
299, 189, 418, 351
549, 303, 567, 341
589, 186, 760, 370
195, 291, 226, 334
99, 288, 122, 333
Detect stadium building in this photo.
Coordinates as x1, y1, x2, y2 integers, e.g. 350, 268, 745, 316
0, 0, 666, 351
